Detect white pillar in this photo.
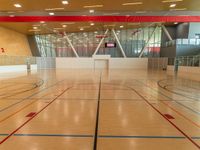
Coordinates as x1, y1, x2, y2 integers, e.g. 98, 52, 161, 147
139, 26, 158, 58
64, 35, 79, 58
112, 29, 127, 58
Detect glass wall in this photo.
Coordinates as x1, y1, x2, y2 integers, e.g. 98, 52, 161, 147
35, 26, 161, 58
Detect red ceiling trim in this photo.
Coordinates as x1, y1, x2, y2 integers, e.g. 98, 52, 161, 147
0, 16, 200, 22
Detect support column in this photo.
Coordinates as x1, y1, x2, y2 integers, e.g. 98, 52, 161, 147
139, 26, 158, 58
112, 29, 127, 58
161, 25, 173, 41
64, 35, 79, 58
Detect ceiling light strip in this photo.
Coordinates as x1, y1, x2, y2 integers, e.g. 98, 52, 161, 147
83, 5, 103, 8
122, 2, 143, 5
45, 8, 65, 11
162, 0, 183, 3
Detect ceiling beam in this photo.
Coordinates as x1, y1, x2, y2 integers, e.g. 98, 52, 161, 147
112, 29, 127, 58
1, 16, 200, 22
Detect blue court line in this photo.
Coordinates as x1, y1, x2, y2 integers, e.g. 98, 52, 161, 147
98, 135, 186, 139
0, 134, 9, 136
0, 79, 65, 113
192, 137, 200, 139
0, 134, 93, 138
14, 134, 93, 138
0, 134, 200, 140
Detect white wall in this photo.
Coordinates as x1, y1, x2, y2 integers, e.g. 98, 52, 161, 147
110, 58, 148, 69
56, 58, 94, 69
56, 58, 148, 69
0, 65, 37, 73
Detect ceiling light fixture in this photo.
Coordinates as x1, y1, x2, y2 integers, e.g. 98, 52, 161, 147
103, 12, 120, 15
80, 28, 84, 31
162, 0, 182, 3
9, 15, 15, 17
40, 21, 45, 24
62, 0, 69, 5
174, 22, 178, 24
84, 5, 103, 8
49, 12, 55, 15
122, 2, 143, 6
128, 23, 141, 25
170, 8, 187, 11
61, 22, 75, 25
90, 23, 95, 26
62, 25, 67, 28
89, 9, 95, 13
14, 4, 22, 8
120, 25, 124, 28
170, 4, 176, 8
45, 8, 64, 11
33, 27, 38, 30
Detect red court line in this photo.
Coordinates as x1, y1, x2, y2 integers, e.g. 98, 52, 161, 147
1, 16, 200, 22
135, 80, 200, 128
26, 112, 36, 118
137, 80, 200, 114
0, 91, 57, 124
164, 114, 175, 120
130, 87, 200, 149
0, 87, 72, 145
161, 101, 200, 128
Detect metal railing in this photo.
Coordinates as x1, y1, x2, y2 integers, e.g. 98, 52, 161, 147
168, 55, 200, 67
0, 55, 36, 66
163, 39, 200, 47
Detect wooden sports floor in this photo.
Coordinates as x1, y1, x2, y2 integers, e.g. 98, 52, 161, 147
0, 69, 200, 150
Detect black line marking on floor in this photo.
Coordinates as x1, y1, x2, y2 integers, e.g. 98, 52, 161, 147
93, 73, 102, 150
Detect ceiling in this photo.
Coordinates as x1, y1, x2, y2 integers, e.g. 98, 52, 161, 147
0, 22, 176, 35
0, 0, 197, 34
0, 22, 154, 35
0, 0, 199, 12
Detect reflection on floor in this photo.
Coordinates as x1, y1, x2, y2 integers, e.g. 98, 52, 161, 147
0, 69, 199, 150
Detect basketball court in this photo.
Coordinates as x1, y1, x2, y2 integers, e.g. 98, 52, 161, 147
0, 0, 200, 149
0, 69, 199, 149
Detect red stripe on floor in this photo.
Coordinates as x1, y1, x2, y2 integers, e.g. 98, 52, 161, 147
0, 87, 72, 145
26, 112, 36, 117
164, 114, 175, 119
